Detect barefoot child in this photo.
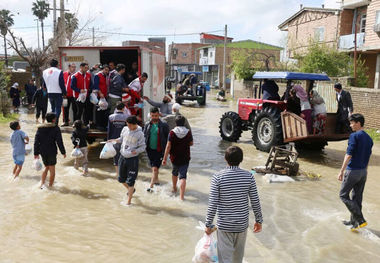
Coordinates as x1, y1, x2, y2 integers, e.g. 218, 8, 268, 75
10, 121, 29, 178
34, 112, 66, 189
71, 120, 89, 176
113, 115, 145, 205
162, 115, 193, 201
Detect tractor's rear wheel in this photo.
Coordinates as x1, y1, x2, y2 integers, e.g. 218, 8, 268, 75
252, 107, 283, 152
219, 111, 242, 142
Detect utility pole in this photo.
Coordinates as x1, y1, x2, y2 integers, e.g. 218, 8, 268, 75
92, 27, 95, 46
354, 19, 358, 84
58, 0, 66, 46
222, 24, 227, 91
53, 0, 57, 36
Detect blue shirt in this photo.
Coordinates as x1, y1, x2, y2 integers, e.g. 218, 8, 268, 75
346, 130, 373, 170
10, 130, 27, 156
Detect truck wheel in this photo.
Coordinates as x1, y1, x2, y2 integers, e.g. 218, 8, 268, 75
219, 111, 242, 142
197, 87, 206, 106
252, 107, 283, 152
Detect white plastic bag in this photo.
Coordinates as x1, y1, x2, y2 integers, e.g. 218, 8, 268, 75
25, 144, 32, 155
99, 142, 117, 159
192, 221, 218, 263
62, 98, 68, 107
32, 159, 43, 171
98, 97, 108, 111
77, 90, 87, 103
90, 92, 99, 105
71, 147, 84, 158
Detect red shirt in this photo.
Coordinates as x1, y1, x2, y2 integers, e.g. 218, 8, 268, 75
63, 71, 73, 97
72, 71, 91, 98
96, 72, 108, 96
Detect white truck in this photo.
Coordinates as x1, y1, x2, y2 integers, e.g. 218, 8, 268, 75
59, 46, 166, 141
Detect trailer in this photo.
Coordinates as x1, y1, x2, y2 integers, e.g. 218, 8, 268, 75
59, 46, 166, 140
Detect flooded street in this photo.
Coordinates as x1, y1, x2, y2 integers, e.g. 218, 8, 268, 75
1, 95, 380, 263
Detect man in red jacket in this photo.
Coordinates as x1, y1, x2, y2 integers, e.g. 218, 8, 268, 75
71, 62, 95, 125
94, 64, 110, 130
62, 63, 77, 126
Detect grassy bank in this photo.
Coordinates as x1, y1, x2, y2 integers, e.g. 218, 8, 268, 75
366, 129, 380, 142
0, 113, 19, 124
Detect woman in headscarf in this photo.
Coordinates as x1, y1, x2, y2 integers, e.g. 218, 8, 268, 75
293, 84, 312, 133
310, 90, 327, 135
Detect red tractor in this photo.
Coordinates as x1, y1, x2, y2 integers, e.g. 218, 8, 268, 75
219, 72, 350, 152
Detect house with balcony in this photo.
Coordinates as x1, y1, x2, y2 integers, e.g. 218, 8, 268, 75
339, 0, 380, 89
279, 2, 380, 88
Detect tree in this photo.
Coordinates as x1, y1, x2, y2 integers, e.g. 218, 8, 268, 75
65, 12, 79, 46
295, 41, 369, 87
231, 49, 277, 80
0, 62, 11, 116
6, 29, 52, 88
0, 9, 14, 67
32, 0, 50, 49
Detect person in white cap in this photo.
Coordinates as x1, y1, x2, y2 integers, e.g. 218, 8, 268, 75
10, 82, 20, 112
143, 93, 173, 117
162, 103, 191, 131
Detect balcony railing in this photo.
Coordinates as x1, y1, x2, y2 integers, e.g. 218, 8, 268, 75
342, 0, 370, 9
339, 33, 365, 49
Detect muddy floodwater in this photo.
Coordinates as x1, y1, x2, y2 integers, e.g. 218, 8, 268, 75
1, 96, 380, 263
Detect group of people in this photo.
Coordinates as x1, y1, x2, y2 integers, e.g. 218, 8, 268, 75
263, 79, 354, 135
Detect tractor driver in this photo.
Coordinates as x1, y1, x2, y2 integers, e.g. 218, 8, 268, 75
262, 79, 280, 101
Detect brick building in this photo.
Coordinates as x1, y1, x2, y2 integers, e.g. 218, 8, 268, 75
122, 38, 166, 54
279, 2, 380, 89
278, 6, 341, 58
168, 33, 233, 83
198, 40, 282, 88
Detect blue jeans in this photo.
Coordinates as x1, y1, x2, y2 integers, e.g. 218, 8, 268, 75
48, 93, 63, 122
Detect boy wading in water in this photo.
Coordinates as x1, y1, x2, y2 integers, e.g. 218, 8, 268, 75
113, 116, 145, 205
10, 121, 29, 178
162, 115, 193, 200
338, 113, 373, 231
34, 112, 66, 189
205, 146, 263, 263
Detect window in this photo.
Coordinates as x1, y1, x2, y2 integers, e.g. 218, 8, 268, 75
376, 11, 380, 25
314, 27, 325, 42
203, 48, 208, 57
360, 14, 366, 33
210, 52, 213, 58
182, 52, 187, 58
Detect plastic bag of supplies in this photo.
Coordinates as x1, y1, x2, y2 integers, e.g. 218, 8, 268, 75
25, 144, 32, 155
32, 158, 43, 171
99, 142, 117, 159
77, 90, 87, 103
71, 148, 84, 158
98, 98, 108, 111
192, 221, 218, 263
90, 92, 99, 105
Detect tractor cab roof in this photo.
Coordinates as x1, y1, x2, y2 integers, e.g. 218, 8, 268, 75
252, 71, 330, 81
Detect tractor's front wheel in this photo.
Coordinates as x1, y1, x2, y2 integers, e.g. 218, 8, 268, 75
252, 107, 283, 152
219, 111, 242, 142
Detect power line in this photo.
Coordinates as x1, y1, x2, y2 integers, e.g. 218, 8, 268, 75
83, 28, 224, 37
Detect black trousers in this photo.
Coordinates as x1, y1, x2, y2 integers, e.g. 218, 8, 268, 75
36, 106, 47, 120
63, 97, 78, 124
339, 169, 367, 222
76, 97, 94, 125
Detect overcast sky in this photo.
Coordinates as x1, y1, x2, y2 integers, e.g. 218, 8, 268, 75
1, 0, 341, 53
